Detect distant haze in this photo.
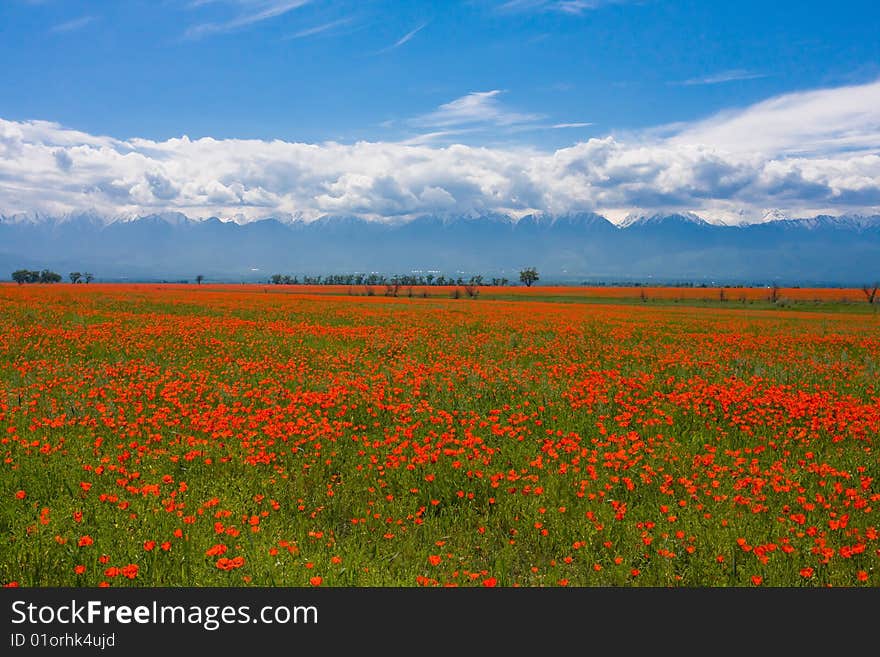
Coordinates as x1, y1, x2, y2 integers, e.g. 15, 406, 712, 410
3, 211, 878, 286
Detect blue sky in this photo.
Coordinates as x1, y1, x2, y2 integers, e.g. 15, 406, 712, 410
1, 0, 879, 223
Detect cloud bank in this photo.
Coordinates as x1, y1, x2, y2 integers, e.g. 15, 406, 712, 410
1, 80, 879, 224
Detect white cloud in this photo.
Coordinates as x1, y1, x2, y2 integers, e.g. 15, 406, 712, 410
675, 69, 766, 86
554, 0, 609, 13
285, 17, 354, 39
185, 0, 310, 39
1, 80, 879, 223
670, 79, 880, 157
49, 16, 96, 34
411, 90, 544, 129
498, 0, 628, 15
497, 1, 547, 12
375, 21, 429, 53
552, 122, 593, 129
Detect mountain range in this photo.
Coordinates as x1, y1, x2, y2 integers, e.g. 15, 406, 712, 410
2, 211, 879, 285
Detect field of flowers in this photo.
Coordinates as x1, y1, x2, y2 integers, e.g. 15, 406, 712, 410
1, 283, 878, 587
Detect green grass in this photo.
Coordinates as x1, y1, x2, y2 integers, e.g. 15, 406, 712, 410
1, 285, 878, 587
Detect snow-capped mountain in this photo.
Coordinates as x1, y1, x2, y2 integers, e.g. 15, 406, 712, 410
1, 211, 879, 284
619, 211, 712, 228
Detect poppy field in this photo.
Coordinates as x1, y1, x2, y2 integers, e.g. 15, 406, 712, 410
1, 283, 878, 587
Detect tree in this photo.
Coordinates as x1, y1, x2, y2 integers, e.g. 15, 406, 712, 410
465, 275, 483, 298
196, 275, 204, 285
519, 267, 539, 287
84, 272, 94, 284
69, 272, 82, 284
13, 269, 60, 283
862, 282, 878, 304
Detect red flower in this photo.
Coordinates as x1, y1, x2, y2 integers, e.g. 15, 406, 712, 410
216, 556, 245, 571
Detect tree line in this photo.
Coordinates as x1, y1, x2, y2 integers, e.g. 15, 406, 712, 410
266, 268, 540, 287
11, 270, 93, 284
268, 273, 509, 286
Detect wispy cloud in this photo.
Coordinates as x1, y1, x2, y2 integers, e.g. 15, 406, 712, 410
49, 16, 96, 34
411, 90, 544, 129
670, 77, 880, 156
398, 129, 481, 146
184, 0, 310, 40
375, 21, 428, 53
498, 0, 627, 15
676, 69, 767, 86
551, 122, 593, 129
285, 16, 353, 39
555, 0, 609, 13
